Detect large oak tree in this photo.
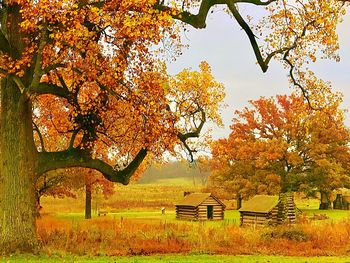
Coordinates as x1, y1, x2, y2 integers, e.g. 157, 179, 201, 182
0, 0, 348, 253
210, 93, 350, 207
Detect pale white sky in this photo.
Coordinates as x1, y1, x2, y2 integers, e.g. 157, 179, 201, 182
167, 8, 350, 140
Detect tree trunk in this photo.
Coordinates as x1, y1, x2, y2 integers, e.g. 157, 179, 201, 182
0, 78, 38, 253
85, 182, 92, 219
236, 194, 242, 210
35, 191, 42, 218
319, 191, 331, 210
280, 172, 289, 193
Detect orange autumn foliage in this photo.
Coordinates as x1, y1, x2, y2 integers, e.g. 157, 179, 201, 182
0, 0, 349, 253
210, 92, 350, 198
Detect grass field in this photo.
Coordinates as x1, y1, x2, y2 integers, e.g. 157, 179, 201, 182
36, 178, 350, 259
41, 180, 202, 214
4, 254, 350, 263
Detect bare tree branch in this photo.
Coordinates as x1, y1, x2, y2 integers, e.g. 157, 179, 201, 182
177, 109, 206, 162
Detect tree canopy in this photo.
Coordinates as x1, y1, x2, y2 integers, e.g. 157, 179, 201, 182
210, 93, 350, 199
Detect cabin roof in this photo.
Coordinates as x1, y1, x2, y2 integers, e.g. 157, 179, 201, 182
176, 193, 225, 207
239, 195, 279, 213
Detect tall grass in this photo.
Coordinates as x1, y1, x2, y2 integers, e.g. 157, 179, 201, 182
37, 215, 350, 257
39, 182, 350, 257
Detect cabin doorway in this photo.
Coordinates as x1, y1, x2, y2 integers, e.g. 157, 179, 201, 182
207, 205, 213, 219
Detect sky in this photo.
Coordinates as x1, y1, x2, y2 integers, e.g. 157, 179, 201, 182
166, 6, 350, 140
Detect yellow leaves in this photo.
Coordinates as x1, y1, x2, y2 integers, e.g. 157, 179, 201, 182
169, 61, 225, 131
255, 0, 346, 96
309, 54, 316, 63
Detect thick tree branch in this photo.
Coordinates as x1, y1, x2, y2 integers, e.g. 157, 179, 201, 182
155, 0, 275, 29
0, 30, 12, 56
37, 148, 147, 185
226, 1, 268, 72
237, 0, 275, 5
31, 82, 69, 98
9, 74, 25, 92
0, 5, 21, 58
28, 25, 49, 94
155, 0, 225, 29
155, 0, 276, 71
43, 63, 66, 73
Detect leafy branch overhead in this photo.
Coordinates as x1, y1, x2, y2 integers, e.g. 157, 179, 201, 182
156, 0, 347, 105
0, 0, 345, 185
0, 0, 346, 184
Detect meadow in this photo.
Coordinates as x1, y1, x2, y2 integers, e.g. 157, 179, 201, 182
4, 254, 350, 263
27, 177, 350, 262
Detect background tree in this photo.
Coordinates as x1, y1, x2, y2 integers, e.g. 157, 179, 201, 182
0, 0, 348, 253
194, 156, 211, 186
82, 169, 114, 219
210, 92, 350, 209
36, 168, 115, 219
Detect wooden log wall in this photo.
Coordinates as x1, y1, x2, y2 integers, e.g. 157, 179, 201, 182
176, 206, 198, 220
269, 206, 279, 225
284, 193, 296, 223
199, 196, 224, 220
240, 212, 269, 227
334, 195, 350, 210
197, 205, 224, 220
278, 193, 296, 224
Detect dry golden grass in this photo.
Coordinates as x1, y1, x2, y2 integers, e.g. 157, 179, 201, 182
39, 181, 350, 257
36, 215, 350, 257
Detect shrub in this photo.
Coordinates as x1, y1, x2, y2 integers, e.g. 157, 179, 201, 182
261, 226, 310, 242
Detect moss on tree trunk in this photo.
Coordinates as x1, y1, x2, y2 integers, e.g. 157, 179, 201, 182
0, 78, 38, 253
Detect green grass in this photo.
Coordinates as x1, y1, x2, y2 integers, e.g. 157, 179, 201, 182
55, 204, 350, 229
295, 198, 350, 222
301, 209, 350, 221
141, 177, 198, 186
54, 209, 241, 228
4, 254, 350, 263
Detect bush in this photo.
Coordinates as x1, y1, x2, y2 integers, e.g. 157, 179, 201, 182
261, 227, 310, 242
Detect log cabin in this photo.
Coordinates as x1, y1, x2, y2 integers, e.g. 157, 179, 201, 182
239, 193, 296, 227
176, 193, 225, 221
